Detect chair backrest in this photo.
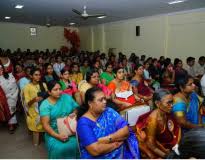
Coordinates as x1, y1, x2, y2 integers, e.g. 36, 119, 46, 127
75, 131, 81, 157
124, 105, 151, 126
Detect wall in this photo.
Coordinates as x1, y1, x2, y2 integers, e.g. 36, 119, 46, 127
0, 22, 78, 52
79, 8, 205, 61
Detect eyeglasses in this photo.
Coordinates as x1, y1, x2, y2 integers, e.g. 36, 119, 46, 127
91, 76, 99, 79
164, 100, 173, 106
186, 82, 195, 87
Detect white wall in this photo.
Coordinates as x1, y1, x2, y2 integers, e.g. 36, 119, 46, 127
79, 8, 205, 61
0, 22, 78, 52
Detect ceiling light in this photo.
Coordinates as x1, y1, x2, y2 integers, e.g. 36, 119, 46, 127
5, 16, 11, 19
97, 16, 106, 19
168, 0, 186, 5
15, 5, 24, 9
69, 22, 75, 25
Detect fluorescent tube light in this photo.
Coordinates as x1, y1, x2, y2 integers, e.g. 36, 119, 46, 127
15, 5, 24, 9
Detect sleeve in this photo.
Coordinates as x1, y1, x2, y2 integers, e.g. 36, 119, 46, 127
77, 119, 98, 147
107, 82, 116, 93
39, 101, 50, 117
172, 101, 186, 117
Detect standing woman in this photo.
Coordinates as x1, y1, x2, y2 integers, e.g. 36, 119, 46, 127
0, 61, 19, 133
23, 67, 47, 145
40, 80, 79, 159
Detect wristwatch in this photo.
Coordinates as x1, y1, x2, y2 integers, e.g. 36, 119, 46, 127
108, 135, 112, 143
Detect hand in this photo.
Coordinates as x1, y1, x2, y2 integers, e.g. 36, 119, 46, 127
123, 102, 132, 107
69, 113, 76, 119
57, 134, 69, 142
98, 136, 110, 144
113, 141, 123, 149
35, 96, 43, 102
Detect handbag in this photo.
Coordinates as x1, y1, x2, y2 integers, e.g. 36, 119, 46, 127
57, 115, 77, 137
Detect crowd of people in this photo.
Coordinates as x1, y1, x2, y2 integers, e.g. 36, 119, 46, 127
0, 47, 205, 159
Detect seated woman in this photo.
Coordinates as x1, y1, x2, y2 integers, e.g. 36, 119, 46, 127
78, 69, 112, 102
108, 67, 139, 111
40, 80, 79, 159
42, 63, 59, 84
59, 68, 82, 105
131, 64, 153, 106
23, 67, 47, 145
100, 62, 115, 86
172, 75, 204, 132
161, 62, 176, 92
136, 89, 181, 158
77, 87, 140, 159
69, 63, 83, 85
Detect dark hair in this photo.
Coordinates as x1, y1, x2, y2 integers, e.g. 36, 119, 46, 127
47, 80, 60, 92
113, 66, 124, 74
105, 62, 113, 70
153, 89, 171, 102
77, 87, 103, 120
86, 69, 99, 82
186, 57, 195, 63
167, 128, 205, 159
44, 63, 59, 81
134, 64, 143, 71
60, 68, 70, 75
0, 60, 9, 79
30, 67, 46, 93
176, 75, 193, 91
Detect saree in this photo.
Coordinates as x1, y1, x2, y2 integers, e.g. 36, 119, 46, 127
77, 107, 140, 159
0, 86, 11, 122
40, 94, 79, 159
172, 92, 201, 130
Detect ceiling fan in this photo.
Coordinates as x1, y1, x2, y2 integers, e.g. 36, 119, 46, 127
72, 6, 106, 20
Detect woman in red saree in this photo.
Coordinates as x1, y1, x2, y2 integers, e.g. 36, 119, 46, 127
135, 89, 181, 158
0, 86, 11, 122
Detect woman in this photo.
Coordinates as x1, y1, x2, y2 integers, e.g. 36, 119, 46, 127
172, 75, 204, 132
40, 80, 79, 159
0, 62, 19, 133
23, 67, 47, 144
42, 63, 59, 84
80, 59, 90, 79
131, 64, 153, 105
108, 67, 138, 110
161, 62, 176, 91
14, 64, 26, 82
174, 59, 188, 83
136, 89, 181, 158
100, 62, 115, 86
70, 63, 83, 85
77, 87, 140, 159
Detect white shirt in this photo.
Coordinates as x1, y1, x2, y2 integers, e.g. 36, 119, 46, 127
201, 74, 205, 96
195, 63, 205, 76
53, 62, 65, 76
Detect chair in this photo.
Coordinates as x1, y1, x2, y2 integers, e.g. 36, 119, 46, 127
120, 105, 151, 126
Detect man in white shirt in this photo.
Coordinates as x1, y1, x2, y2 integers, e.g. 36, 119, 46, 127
185, 57, 196, 77
53, 55, 65, 77
201, 73, 205, 96
195, 56, 205, 77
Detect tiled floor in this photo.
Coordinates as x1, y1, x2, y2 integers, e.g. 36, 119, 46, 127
0, 113, 47, 159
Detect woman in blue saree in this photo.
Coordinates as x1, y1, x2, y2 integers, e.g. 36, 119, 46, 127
40, 80, 79, 159
77, 87, 140, 159
172, 75, 204, 132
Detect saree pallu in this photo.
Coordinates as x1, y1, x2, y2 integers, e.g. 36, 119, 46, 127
0, 86, 11, 122
173, 92, 200, 125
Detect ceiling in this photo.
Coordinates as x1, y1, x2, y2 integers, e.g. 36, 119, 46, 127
0, 0, 205, 27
